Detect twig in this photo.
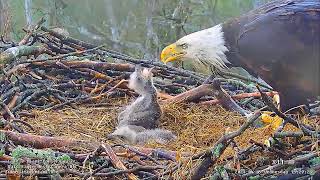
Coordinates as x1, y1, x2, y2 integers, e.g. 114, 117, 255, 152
256, 85, 318, 137
220, 70, 273, 90
249, 139, 288, 158
19, 17, 46, 46
11, 119, 34, 131
206, 79, 250, 116
113, 144, 161, 165
91, 79, 128, 101
162, 84, 214, 104
0, 45, 48, 65
20, 44, 105, 64
273, 131, 304, 138
191, 110, 261, 179
101, 143, 139, 180
83, 162, 110, 179
200, 91, 278, 105
0, 130, 92, 149
1, 102, 15, 119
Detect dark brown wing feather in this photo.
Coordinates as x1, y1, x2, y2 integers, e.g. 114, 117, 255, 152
222, 0, 320, 110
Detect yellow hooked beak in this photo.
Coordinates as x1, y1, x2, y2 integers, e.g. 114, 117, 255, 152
160, 43, 186, 64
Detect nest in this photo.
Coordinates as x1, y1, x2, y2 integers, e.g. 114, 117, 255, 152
26, 98, 248, 153
24, 97, 317, 176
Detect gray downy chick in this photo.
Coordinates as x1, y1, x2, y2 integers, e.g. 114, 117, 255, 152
118, 65, 162, 129
107, 125, 177, 145
108, 65, 176, 145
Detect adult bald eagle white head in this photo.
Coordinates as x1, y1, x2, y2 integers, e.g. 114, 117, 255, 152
160, 0, 320, 111
161, 24, 230, 72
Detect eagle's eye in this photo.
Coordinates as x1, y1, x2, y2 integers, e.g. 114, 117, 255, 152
181, 43, 188, 49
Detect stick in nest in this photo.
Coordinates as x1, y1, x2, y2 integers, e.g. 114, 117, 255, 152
190, 110, 261, 179
101, 143, 139, 180
256, 85, 319, 137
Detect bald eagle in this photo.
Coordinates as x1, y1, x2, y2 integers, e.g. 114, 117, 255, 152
160, 0, 320, 111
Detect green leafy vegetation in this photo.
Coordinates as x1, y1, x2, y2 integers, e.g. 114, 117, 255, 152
309, 157, 320, 167
10, 146, 76, 173
212, 143, 224, 157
